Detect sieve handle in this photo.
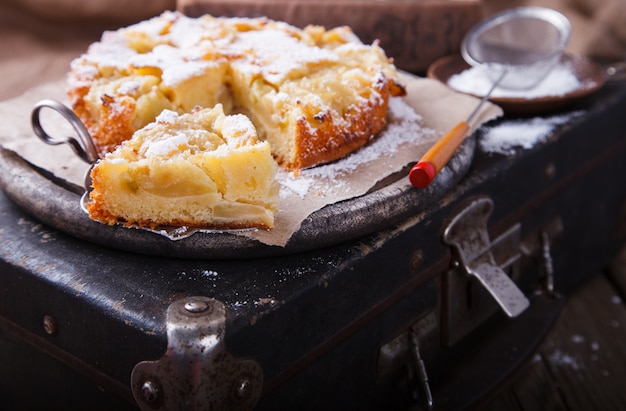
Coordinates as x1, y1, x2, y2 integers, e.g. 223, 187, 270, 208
409, 70, 506, 189
409, 121, 470, 188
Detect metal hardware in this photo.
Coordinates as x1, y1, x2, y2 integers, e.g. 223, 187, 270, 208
443, 219, 523, 346
519, 216, 563, 296
42, 315, 57, 336
443, 197, 529, 319
408, 330, 434, 410
140, 380, 159, 403
541, 231, 555, 296
131, 296, 263, 411
183, 299, 209, 313
378, 313, 437, 410
31, 99, 99, 164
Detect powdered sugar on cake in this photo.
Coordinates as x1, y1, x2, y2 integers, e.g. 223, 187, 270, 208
222, 114, 258, 147
229, 30, 339, 84
155, 109, 179, 124
144, 132, 190, 157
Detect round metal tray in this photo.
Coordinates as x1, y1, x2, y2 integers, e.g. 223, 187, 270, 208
0, 134, 475, 259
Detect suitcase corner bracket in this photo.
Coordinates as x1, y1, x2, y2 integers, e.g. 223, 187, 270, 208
130, 296, 263, 411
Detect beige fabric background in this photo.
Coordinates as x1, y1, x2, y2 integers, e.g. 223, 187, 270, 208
1, 0, 625, 101
483, 0, 626, 62
0, 0, 175, 101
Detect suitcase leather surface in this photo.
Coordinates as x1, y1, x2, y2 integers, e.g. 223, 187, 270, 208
1, 83, 626, 410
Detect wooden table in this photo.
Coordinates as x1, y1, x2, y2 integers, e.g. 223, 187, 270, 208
479, 246, 626, 410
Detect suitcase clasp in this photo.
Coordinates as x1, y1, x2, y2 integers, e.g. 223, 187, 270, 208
131, 296, 263, 411
443, 197, 530, 319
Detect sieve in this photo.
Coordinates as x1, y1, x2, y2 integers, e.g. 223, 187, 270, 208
462, 6, 571, 90
409, 7, 571, 188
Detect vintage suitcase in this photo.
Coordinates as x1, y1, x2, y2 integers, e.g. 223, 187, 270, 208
1, 75, 625, 410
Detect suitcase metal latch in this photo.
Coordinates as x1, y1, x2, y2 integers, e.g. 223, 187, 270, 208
443, 197, 530, 318
131, 296, 263, 411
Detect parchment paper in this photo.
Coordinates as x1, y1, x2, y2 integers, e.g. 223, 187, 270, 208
0, 73, 502, 246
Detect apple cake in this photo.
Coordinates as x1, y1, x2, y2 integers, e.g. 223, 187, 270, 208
67, 11, 406, 170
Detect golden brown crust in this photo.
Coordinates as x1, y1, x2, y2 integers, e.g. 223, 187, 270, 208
84, 175, 118, 226
290, 76, 400, 169
293, 99, 387, 169
91, 95, 137, 156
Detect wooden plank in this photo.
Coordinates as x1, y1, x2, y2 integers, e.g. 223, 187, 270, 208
511, 354, 568, 410
479, 390, 522, 411
608, 246, 626, 296
539, 275, 626, 410
480, 352, 567, 411
481, 271, 626, 410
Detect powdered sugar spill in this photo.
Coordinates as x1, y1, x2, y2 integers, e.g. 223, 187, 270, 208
448, 60, 583, 99
548, 349, 583, 370
279, 173, 315, 199
480, 111, 584, 155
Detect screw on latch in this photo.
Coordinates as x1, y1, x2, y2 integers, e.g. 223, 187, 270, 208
233, 378, 253, 400
141, 380, 159, 403
184, 299, 209, 313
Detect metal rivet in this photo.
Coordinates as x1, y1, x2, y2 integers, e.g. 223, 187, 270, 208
141, 380, 159, 403
544, 162, 556, 181
43, 315, 57, 336
184, 299, 209, 313
233, 378, 252, 400
410, 250, 424, 272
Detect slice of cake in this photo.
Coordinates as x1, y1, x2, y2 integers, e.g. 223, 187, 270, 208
86, 105, 280, 230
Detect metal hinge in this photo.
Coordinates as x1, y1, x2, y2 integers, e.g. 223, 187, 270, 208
131, 296, 263, 411
443, 197, 530, 319
378, 313, 437, 410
